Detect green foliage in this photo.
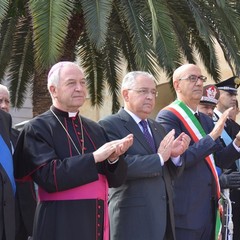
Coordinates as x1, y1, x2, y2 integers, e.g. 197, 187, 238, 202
29, 0, 75, 70
0, 0, 9, 21
0, 0, 240, 113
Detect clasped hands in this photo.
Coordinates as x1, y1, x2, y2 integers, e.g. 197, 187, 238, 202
158, 129, 190, 162
93, 134, 134, 163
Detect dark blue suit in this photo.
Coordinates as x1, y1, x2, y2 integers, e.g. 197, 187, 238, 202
99, 108, 184, 240
156, 109, 240, 239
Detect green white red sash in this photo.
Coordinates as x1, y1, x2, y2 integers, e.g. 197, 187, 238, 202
165, 100, 221, 239
166, 100, 220, 197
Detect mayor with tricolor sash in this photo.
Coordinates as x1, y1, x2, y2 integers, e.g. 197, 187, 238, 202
156, 64, 240, 240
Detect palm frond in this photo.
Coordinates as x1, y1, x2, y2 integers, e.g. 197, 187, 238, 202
0, 16, 18, 80
77, 31, 105, 107
0, 0, 9, 22
168, 1, 196, 64
28, 0, 75, 70
150, 0, 180, 73
6, 17, 34, 107
102, 38, 123, 112
80, 0, 113, 49
117, 0, 158, 73
209, 2, 240, 74
110, 4, 138, 71
193, 35, 221, 81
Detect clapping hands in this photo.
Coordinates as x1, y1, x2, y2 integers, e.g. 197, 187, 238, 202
158, 130, 190, 162
93, 134, 134, 163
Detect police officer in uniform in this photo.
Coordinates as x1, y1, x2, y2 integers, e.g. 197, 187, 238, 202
214, 77, 240, 240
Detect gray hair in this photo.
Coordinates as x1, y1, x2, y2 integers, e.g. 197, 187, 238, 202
0, 84, 10, 96
121, 71, 156, 91
47, 61, 83, 90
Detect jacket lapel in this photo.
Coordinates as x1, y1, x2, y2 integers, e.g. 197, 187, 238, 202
118, 109, 161, 153
148, 119, 164, 147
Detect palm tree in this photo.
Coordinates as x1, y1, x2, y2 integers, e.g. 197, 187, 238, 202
1, 0, 240, 116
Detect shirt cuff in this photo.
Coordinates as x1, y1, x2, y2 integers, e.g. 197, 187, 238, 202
107, 158, 119, 164
171, 156, 182, 166
233, 141, 240, 152
157, 153, 164, 166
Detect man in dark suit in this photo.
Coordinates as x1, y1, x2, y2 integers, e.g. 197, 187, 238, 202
0, 84, 36, 240
156, 64, 240, 240
99, 71, 190, 240
0, 109, 15, 240
214, 77, 240, 240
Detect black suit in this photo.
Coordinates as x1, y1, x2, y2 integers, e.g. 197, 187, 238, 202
99, 108, 184, 240
0, 109, 15, 240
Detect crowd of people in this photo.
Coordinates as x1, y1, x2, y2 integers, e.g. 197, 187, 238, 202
1, 61, 240, 240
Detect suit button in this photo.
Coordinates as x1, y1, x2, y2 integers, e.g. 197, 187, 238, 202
3, 201, 6, 206
162, 196, 166, 200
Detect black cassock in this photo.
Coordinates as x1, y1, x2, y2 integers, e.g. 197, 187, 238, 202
14, 106, 127, 240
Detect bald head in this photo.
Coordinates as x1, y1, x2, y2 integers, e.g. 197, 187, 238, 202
172, 64, 204, 111
173, 64, 201, 84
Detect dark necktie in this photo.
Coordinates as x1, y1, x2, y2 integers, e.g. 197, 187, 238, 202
194, 113, 202, 125
140, 120, 156, 152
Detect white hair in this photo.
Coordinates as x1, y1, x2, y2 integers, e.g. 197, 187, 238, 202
47, 61, 83, 90
0, 84, 10, 96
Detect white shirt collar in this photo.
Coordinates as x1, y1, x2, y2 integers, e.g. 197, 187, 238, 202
214, 108, 223, 118
124, 108, 145, 125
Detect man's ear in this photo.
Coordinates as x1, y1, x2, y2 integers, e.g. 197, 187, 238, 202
49, 85, 57, 98
173, 80, 180, 93
122, 89, 129, 102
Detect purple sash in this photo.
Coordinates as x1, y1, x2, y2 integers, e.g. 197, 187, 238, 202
38, 174, 109, 240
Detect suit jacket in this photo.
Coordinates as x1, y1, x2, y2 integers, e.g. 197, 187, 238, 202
99, 108, 184, 240
156, 109, 240, 231
0, 109, 15, 240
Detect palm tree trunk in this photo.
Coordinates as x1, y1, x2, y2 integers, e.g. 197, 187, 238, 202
32, 69, 51, 117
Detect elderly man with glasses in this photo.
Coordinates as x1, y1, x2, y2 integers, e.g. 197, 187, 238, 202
156, 64, 240, 240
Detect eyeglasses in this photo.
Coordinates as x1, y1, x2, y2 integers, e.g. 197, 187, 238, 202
179, 75, 207, 83
128, 88, 158, 97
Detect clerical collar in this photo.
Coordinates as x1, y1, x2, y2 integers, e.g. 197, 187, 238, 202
50, 106, 79, 118
68, 112, 78, 118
